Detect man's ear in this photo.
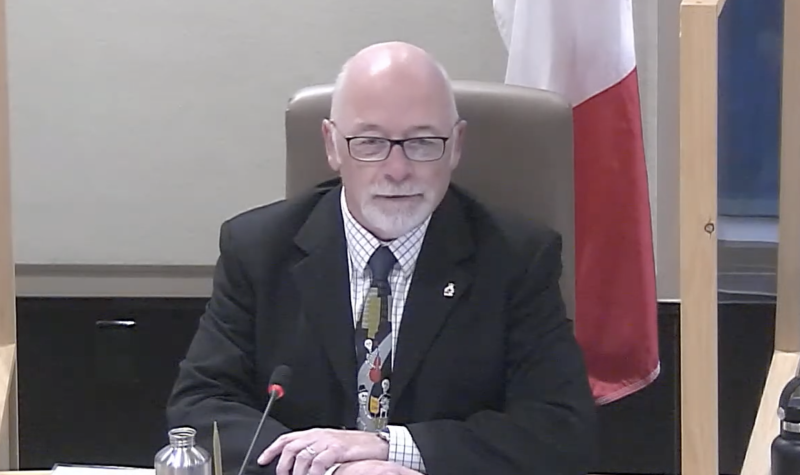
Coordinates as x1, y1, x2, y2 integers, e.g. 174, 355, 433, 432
322, 119, 341, 172
448, 119, 467, 170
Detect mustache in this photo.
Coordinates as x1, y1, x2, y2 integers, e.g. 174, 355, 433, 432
369, 183, 426, 196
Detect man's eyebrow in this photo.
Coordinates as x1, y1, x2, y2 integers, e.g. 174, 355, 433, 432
349, 122, 448, 136
350, 122, 386, 135
404, 125, 446, 136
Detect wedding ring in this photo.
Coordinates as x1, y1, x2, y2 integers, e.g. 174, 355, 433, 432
305, 446, 317, 456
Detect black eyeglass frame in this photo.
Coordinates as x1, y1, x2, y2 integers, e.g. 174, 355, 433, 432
327, 119, 463, 162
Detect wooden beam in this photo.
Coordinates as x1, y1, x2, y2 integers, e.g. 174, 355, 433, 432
0, 0, 16, 469
775, 0, 800, 355
679, 2, 719, 475
679, 0, 729, 16
0, 345, 15, 471
0, 0, 10, 348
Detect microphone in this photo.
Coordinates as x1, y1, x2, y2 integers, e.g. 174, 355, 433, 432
235, 365, 292, 475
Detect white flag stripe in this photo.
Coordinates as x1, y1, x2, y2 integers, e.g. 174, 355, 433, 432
493, 0, 637, 106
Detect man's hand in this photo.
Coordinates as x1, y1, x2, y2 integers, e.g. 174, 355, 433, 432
336, 460, 422, 475
257, 428, 389, 475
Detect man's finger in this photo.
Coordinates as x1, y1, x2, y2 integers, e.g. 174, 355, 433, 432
307, 448, 338, 475
257, 433, 296, 465
292, 445, 322, 475
257, 445, 281, 466
275, 438, 312, 475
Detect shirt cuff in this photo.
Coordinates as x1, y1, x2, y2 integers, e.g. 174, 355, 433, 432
323, 463, 343, 475
386, 425, 426, 473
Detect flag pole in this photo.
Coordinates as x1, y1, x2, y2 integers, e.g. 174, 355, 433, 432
740, 0, 800, 472
678, 1, 726, 474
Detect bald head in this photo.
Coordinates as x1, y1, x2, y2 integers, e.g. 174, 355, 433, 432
330, 41, 458, 124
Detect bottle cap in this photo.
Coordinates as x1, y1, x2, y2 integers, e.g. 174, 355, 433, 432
778, 377, 800, 429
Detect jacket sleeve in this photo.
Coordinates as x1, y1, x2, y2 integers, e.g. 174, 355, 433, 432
166, 221, 290, 475
406, 232, 598, 475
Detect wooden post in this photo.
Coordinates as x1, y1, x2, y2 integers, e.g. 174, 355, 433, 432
741, 0, 800, 473
679, 1, 727, 474
773, 0, 800, 356
0, 0, 17, 469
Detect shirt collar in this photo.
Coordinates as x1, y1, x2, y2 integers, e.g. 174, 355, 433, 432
340, 188, 430, 278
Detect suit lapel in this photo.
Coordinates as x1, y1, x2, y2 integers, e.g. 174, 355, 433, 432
391, 190, 474, 407
290, 186, 358, 412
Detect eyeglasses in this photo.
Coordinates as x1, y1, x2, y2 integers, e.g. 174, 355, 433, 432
329, 120, 459, 162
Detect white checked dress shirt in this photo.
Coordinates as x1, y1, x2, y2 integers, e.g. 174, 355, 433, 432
337, 189, 429, 473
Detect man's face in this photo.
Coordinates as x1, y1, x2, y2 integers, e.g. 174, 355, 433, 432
323, 75, 465, 240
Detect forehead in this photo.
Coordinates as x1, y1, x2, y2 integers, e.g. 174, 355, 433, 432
336, 77, 454, 134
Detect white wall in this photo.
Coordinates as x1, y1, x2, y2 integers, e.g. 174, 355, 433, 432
8, 0, 508, 266
7, 0, 671, 297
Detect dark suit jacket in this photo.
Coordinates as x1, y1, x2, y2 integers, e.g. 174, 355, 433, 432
166, 179, 597, 475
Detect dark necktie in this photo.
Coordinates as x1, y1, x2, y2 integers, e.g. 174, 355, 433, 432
355, 246, 396, 432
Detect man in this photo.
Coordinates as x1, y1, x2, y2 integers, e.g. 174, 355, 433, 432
166, 41, 597, 475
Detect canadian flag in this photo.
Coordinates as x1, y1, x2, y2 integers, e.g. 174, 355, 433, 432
493, 0, 660, 405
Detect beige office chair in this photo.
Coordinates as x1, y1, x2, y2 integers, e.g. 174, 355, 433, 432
284, 80, 575, 321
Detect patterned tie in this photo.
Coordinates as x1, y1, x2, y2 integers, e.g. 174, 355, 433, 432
355, 246, 396, 432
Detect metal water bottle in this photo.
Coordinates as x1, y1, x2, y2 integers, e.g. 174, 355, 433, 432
771, 376, 800, 475
155, 427, 212, 475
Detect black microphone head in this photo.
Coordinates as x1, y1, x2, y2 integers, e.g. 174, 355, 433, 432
268, 365, 292, 391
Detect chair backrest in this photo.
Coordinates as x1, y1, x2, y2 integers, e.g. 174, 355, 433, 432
284, 80, 575, 320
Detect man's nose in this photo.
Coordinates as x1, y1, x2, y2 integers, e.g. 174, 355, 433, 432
381, 143, 413, 181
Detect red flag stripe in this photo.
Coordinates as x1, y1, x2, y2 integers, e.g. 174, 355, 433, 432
572, 68, 660, 404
